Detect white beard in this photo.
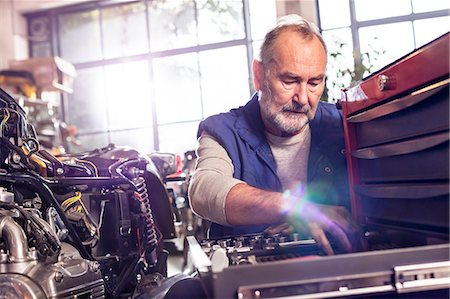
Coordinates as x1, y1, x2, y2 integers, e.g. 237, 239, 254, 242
259, 90, 312, 135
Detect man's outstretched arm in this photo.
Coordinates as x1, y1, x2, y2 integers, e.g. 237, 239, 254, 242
190, 133, 358, 255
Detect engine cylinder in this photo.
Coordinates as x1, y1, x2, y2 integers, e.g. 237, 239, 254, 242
0, 216, 30, 262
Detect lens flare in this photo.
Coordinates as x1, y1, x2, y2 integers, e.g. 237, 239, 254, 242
280, 181, 334, 227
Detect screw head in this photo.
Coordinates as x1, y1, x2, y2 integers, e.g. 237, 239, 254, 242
11, 153, 21, 164
54, 271, 64, 282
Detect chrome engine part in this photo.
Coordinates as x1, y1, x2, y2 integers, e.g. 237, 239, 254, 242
0, 87, 176, 298
0, 198, 104, 299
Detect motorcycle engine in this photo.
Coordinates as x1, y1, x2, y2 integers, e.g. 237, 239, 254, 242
0, 88, 176, 298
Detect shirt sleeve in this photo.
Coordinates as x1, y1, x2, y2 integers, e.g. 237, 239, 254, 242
188, 133, 244, 226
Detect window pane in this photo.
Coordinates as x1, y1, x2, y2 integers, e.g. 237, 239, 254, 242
69, 132, 109, 153
31, 42, 52, 57
412, 0, 450, 13
199, 46, 250, 117
359, 22, 414, 74
152, 53, 202, 124
322, 28, 354, 101
59, 10, 102, 63
249, 0, 276, 40
354, 0, 412, 21
104, 61, 153, 130
252, 40, 263, 61
414, 17, 450, 47
109, 128, 154, 153
318, 0, 350, 29
67, 67, 107, 133
158, 121, 199, 154
196, 0, 245, 44
148, 0, 197, 52
102, 3, 148, 59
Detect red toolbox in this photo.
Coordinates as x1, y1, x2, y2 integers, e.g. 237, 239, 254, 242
341, 33, 449, 236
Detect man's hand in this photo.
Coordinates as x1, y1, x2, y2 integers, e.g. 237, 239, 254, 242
286, 202, 363, 255
263, 222, 293, 235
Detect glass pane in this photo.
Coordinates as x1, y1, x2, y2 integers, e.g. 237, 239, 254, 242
66, 67, 108, 133
252, 40, 263, 61
31, 42, 52, 57
109, 127, 154, 154
158, 121, 199, 154
102, 3, 148, 59
322, 28, 354, 101
252, 40, 263, 94
59, 10, 102, 63
318, 0, 350, 29
104, 61, 153, 130
69, 132, 109, 153
148, 0, 197, 52
359, 22, 414, 74
354, 0, 412, 21
199, 46, 250, 117
248, 0, 276, 40
196, 0, 245, 44
152, 53, 202, 124
414, 17, 450, 47
412, 0, 450, 13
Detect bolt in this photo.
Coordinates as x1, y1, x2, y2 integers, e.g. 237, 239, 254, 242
89, 261, 100, 272
12, 153, 21, 164
54, 271, 64, 282
56, 168, 64, 175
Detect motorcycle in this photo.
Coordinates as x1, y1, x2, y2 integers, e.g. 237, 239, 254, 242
0, 87, 179, 298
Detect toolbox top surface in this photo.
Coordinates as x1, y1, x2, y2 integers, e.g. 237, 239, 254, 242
342, 32, 449, 116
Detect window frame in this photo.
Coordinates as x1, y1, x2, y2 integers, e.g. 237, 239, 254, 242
25, 0, 256, 153
316, 0, 449, 92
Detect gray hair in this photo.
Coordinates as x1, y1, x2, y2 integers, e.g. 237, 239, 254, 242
259, 14, 327, 68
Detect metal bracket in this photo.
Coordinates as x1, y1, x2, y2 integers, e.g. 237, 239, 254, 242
394, 261, 450, 293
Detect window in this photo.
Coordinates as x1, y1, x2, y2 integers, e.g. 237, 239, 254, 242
26, 0, 277, 155
102, 3, 149, 59
66, 67, 107, 133
152, 53, 202, 125
196, 0, 245, 44
317, 0, 450, 101
58, 10, 102, 63
199, 46, 250, 116
148, 0, 197, 52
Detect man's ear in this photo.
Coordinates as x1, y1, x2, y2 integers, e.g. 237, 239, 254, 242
252, 60, 263, 91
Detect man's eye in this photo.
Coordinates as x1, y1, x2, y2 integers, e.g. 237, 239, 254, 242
282, 80, 296, 85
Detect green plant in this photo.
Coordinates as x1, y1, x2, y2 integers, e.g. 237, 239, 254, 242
321, 37, 385, 102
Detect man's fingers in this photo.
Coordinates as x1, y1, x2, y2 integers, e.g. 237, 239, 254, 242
309, 224, 334, 255
264, 222, 292, 235
327, 222, 352, 253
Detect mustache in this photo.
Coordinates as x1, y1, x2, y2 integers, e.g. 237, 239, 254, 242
281, 101, 310, 113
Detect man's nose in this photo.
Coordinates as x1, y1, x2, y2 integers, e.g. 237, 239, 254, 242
293, 83, 308, 105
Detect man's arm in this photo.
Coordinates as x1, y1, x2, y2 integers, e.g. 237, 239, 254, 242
188, 133, 242, 226
189, 133, 358, 255
225, 183, 285, 225
189, 133, 286, 226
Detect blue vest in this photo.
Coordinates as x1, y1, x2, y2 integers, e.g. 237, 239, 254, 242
198, 93, 349, 237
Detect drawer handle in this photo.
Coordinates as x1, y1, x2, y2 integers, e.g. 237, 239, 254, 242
378, 74, 393, 91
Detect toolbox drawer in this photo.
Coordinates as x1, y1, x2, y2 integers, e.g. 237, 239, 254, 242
353, 131, 449, 183
352, 83, 449, 149
355, 183, 449, 233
